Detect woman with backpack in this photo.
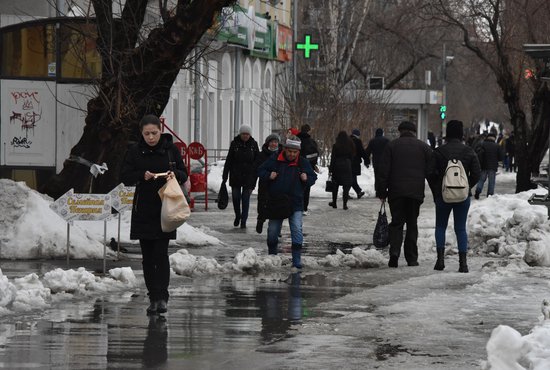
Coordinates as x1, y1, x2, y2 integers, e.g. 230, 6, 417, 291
427, 120, 481, 273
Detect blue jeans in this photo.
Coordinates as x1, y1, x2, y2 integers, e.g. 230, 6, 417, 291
435, 197, 470, 253
476, 170, 496, 196
231, 186, 251, 224
267, 211, 303, 254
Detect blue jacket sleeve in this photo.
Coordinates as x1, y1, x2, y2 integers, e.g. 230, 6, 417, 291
258, 154, 276, 180
301, 158, 317, 187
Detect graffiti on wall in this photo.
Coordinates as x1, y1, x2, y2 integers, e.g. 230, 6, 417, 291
9, 90, 42, 145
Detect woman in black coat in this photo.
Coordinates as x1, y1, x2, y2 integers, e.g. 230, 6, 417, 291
252, 133, 281, 234
222, 125, 260, 228
329, 131, 355, 210
121, 114, 187, 315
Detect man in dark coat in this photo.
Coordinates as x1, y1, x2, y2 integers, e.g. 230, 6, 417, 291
258, 136, 317, 268
222, 125, 260, 228
365, 128, 390, 193
297, 124, 319, 215
474, 132, 504, 199
376, 121, 432, 268
349, 129, 369, 199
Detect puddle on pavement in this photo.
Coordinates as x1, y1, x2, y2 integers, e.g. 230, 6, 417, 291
0, 271, 360, 369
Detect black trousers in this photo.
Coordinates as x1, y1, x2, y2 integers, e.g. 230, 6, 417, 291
351, 175, 362, 195
388, 197, 421, 264
140, 239, 170, 302
303, 185, 311, 211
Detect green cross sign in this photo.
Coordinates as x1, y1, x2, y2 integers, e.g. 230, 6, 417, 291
296, 35, 319, 59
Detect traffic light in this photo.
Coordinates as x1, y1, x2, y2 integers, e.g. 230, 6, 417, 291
440, 105, 447, 120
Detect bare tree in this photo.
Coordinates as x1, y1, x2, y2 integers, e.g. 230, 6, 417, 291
427, 0, 550, 192
42, 0, 235, 198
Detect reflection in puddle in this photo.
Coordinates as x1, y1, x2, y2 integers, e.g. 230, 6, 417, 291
0, 272, 357, 369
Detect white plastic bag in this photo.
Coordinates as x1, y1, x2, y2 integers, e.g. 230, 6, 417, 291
158, 177, 190, 232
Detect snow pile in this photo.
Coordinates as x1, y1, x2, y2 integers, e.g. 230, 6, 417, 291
43, 267, 137, 294
169, 249, 224, 276
80, 213, 221, 248
208, 160, 376, 199
484, 317, 550, 369
0, 267, 136, 315
0, 179, 105, 259
169, 247, 385, 277
468, 191, 550, 264
0, 179, 220, 259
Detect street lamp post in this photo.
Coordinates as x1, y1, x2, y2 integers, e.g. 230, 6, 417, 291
441, 43, 454, 138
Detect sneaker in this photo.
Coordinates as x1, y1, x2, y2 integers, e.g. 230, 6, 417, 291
303, 210, 310, 216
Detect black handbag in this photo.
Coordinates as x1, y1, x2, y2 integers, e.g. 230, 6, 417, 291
217, 182, 229, 210
373, 200, 390, 248
325, 175, 335, 192
264, 193, 293, 219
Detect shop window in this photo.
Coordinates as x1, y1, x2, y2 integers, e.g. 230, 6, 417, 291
1, 24, 56, 78
59, 23, 101, 80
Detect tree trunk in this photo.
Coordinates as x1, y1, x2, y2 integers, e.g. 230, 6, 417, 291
41, 0, 234, 199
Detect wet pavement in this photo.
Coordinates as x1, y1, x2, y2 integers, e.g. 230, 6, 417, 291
0, 174, 527, 369
0, 270, 363, 369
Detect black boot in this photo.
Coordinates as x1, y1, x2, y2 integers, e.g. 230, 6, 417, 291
146, 301, 157, 315
388, 255, 398, 268
256, 219, 265, 234
458, 252, 469, 273
434, 248, 445, 271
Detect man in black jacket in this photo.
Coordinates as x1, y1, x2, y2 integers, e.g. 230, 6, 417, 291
365, 128, 390, 193
474, 132, 503, 199
297, 124, 319, 215
350, 129, 369, 198
376, 121, 432, 268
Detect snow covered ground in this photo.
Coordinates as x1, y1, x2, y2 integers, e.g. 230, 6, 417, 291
4, 169, 550, 368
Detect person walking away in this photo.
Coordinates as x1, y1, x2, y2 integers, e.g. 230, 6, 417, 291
349, 129, 370, 199
428, 131, 436, 149
427, 120, 481, 273
121, 114, 188, 315
222, 125, 260, 228
258, 136, 317, 267
365, 128, 390, 194
506, 132, 515, 172
376, 121, 432, 268
297, 124, 320, 215
329, 131, 354, 210
253, 134, 281, 233
474, 132, 503, 199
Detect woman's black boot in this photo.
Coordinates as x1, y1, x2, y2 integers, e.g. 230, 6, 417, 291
434, 248, 445, 271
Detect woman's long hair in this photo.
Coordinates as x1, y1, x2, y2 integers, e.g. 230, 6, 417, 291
333, 131, 355, 157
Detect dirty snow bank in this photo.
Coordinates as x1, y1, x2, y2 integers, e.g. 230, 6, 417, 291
0, 267, 136, 315
0, 179, 220, 259
169, 247, 386, 277
483, 310, 550, 370
467, 190, 550, 266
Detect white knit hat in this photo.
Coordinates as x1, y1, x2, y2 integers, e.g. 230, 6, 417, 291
239, 125, 252, 135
